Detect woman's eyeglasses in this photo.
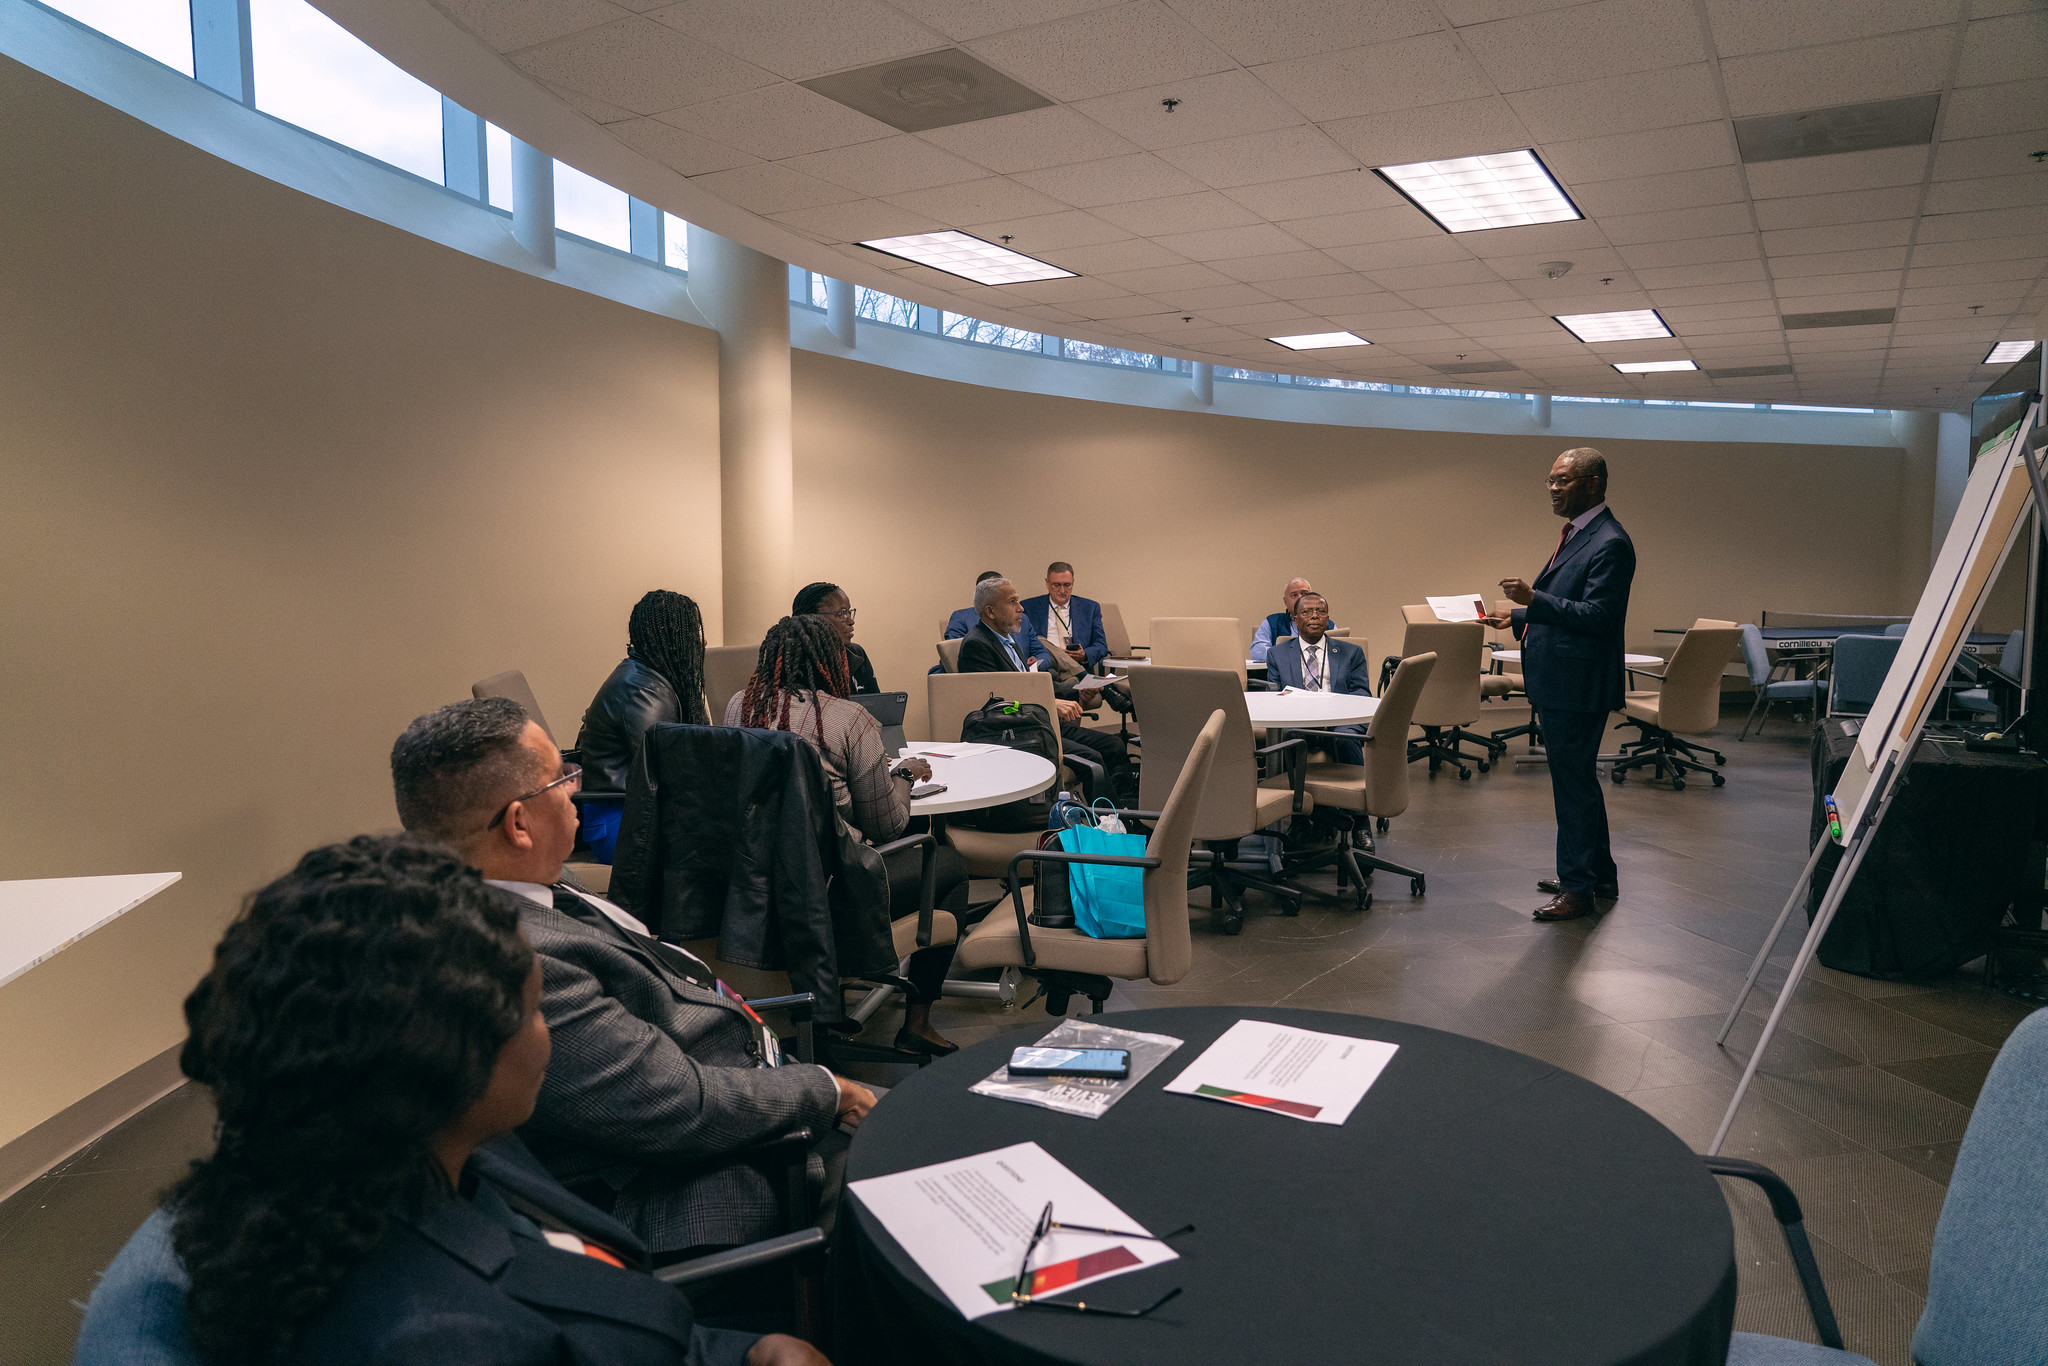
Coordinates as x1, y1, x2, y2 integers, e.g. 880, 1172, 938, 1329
1010, 1201, 1191, 1317
487, 762, 581, 830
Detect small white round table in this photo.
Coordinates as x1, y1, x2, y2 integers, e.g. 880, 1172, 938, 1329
900, 746, 1058, 817
1243, 690, 1379, 728
1492, 650, 1664, 667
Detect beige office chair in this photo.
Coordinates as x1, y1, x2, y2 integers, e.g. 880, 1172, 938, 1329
703, 644, 758, 721
1612, 619, 1742, 790
1149, 617, 1245, 687
1292, 652, 1438, 908
1125, 665, 1309, 934
1398, 619, 1506, 778
1100, 601, 1142, 659
955, 709, 1221, 1016
926, 671, 1095, 877
935, 638, 964, 673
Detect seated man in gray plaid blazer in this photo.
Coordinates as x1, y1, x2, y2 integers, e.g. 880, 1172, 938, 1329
392, 698, 877, 1257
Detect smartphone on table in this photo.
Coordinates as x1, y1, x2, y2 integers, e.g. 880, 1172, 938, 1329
1008, 1046, 1131, 1080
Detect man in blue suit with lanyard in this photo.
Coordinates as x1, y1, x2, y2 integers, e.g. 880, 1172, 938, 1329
1484, 448, 1635, 923
1022, 562, 1108, 673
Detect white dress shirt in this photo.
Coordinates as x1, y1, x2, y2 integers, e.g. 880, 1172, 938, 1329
1049, 599, 1074, 650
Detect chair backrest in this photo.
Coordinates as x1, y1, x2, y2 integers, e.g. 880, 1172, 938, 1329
1149, 617, 1245, 686
925, 670, 1062, 760
1737, 623, 1773, 687
1136, 709, 1224, 985
1999, 628, 2026, 675
1327, 626, 1351, 637
1911, 1006, 2048, 1364
703, 644, 759, 721
473, 669, 555, 741
1363, 652, 1436, 819
1829, 634, 1903, 717
936, 638, 964, 673
1401, 603, 1435, 625
1883, 623, 1911, 636
1125, 666, 1260, 838
1398, 621, 1484, 726
73, 1208, 202, 1366
1655, 619, 1743, 733
1100, 600, 1134, 657
849, 691, 909, 753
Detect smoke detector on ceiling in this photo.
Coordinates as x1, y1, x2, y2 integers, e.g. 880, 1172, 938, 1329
1537, 261, 1573, 280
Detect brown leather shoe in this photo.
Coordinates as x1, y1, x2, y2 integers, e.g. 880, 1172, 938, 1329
1533, 891, 1595, 921
1538, 878, 1619, 899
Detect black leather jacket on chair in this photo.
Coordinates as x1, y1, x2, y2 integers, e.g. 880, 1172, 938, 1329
577, 658, 684, 793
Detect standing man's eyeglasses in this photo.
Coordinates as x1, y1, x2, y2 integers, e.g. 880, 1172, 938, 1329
1547, 474, 1589, 489
487, 763, 581, 830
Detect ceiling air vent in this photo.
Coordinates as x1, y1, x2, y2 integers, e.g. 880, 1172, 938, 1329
1781, 308, 1895, 330
1432, 361, 1520, 375
1705, 364, 1794, 378
1736, 95, 1939, 163
802, 49, 1052, 133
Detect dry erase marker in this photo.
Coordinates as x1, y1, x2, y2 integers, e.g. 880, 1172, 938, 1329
1824, 795, 1842, 843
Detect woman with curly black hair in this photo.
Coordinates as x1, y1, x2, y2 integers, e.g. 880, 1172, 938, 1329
74, 834, 826, 1366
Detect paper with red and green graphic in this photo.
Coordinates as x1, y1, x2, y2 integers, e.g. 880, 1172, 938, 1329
847, 1141, 1176, 1320
1163, 1019, 1399, 1126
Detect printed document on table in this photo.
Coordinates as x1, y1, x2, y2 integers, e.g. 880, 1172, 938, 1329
1427, 593, 1488, 622
1163, 1019, 1398, 1125
898, 742, 1004, 759
847, 1141, 1177, 1320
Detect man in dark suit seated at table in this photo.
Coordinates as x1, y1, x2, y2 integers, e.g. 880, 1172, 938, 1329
944, 569, 1051, 669
1265, 592, 1372, 765
390, 699, 879, 1259
1482, 446, 1635, 923
958, 576, 1134, 801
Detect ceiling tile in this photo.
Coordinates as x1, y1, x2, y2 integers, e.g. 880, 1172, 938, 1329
1320, 97, 1532, 167
1259, 271, 1375, 299
1458, 219, 1613, 255
1439, 301, 1552, 323
1222, 171, 1406, 220
1095, 261, 1237, 293
1911, 234, 2048, 267
1906, 259, 2045, 288
1957, 13, 2048, 88
1363, 260, 1503, 290
1009, 303, 1085, 322
1077, 292, 1189, 317
1092, 190, 1265, 234
437, 0, 632, 54
966, 1, 1234, 102
916, 106, 1141, 172
1353, 323, 1464, 341
1153, 223, 1310, 260
1616, 233, 1758, 269
1163, 0, 1442, 65
1751, 186, 1924, 230
1157, 126, 1361, 188
1932, 131, 2048, 183
1000, 274, 1134, 301
686, 161, 859, 212
1743, 144, 1931, 198
1517, 279, 1649, 307
1323, 237, 1479, 271
1011, 151, 1210, 205
611, 117, 758, 174
1197, 300, 1316, 324
886, 0, 1122, 43
1564, 167, 1746, 220
1035, 237, 1189, 271
1283, 204, 1441, 248
1703, 0, 1959, 60
1602, 201, 1755, 245
768, 198, 944, 241
1662, 299, 1779, 324
1634, 259, 1769, 289
1771, 270, 1906, 297
1770, 246, 1909, 276
1719, 29, 1957, 118
781, 134, 986, 194
1647, 281, 1775, 305
1541, 121, 1737, 185
1915, 206, 2046, 242
882, 176, 1072, 222
1923, 174, 2048, 214
512, 16, 776, 114
660, 83, 899, 159
1761, 220, 1915, 255
1206, 249, 1346, 279
1504, 63, 1721, 145
1395, 281, 1528, 307
1942, 78, 2048, 140
552, 86, 640, 122
957, 208, 1130, 251
1460, 0, 1706, 94
1069, 69, 1308, 150
1253, 33, 1496, 122
1151, 282, 1279, 309
1479, 247, 1628, 279
644, 0, 945, 80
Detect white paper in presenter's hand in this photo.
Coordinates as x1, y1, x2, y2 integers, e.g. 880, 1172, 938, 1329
1163, 1019, 1398, 1125
1427, 593, 1488, 623
847, 1141, 1177, 1320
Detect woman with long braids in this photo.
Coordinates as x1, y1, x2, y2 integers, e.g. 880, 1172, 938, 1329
726, 615, 969, 1055
576, 589, 710, 860
74, 835, 825, 1366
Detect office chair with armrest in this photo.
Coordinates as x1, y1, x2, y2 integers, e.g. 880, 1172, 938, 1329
953, 710, 1222, 1015
1824, 634, 1902, 719
1124, 666, 1310, 935
936, 638, 963, 673
1398, 620, 1506, 778
1951, 629, 2023, 718
1100, 600, 1143, 658
925, 671, 1102, 878
1737, 623, 1822, 739
702, 644, 759, 722
1149, 617, 1246, 687
1288, 652, 1438, 909
1611, 620, 1742, 789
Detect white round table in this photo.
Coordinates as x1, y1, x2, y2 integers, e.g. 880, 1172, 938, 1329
1492, 650, 1663, 666
1243, 690, 1379, 727
899, 745, 1058, 816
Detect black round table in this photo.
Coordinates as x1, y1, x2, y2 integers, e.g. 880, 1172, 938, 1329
844, 1007, 1735, 1366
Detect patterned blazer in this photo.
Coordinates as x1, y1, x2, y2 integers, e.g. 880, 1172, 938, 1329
508, 886, 841, 1253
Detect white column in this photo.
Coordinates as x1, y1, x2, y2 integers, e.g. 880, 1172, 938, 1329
1530, 393, 1552, 428
688, 225, 793, 644
511, 138, 554, 269
1190, 361, 1214, 405
826, 277, 856, 348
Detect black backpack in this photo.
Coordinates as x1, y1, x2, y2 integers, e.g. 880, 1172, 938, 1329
957, 693, 1060, 831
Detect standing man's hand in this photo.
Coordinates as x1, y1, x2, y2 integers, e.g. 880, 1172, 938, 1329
1498, 577, 1534, 606
1480, 612, 1515, 629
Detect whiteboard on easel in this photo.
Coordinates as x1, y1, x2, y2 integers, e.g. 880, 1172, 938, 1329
1831, 403, 2039, 842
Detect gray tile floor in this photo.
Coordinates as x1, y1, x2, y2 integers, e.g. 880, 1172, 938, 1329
4, 712, 2038, 1364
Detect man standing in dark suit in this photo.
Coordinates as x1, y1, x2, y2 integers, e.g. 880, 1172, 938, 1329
1484, 448, 1635, 923
1264, 592, 1373, 764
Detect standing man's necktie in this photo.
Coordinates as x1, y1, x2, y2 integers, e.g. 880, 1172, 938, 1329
1547, 522, 1574, 571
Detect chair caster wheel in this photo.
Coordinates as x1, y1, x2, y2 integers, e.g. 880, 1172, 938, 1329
1711, 774, 1726, 787
1377, 818, 1389, 834
1478, 761, 1491, 773
1715, 755, 1726, 766
1281, 898, 1302, 917
1411, 878, 1425, 897
1355, 891, 1372, 912
1458, 769, 1472, 781
1673, 778, 1686, 791
1611, 771, 1626, 784
1220, 913, 1244, 936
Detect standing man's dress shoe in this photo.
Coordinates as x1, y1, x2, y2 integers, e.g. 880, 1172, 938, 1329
1532, 891, 1595, 921
1538, 878, 1619, 899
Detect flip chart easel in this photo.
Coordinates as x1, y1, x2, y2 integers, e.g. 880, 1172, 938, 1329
1708, 397, 2046, 1155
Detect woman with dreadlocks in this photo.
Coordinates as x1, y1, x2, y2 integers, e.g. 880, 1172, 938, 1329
726, 615, 967, 1055
576, 590, 710, 861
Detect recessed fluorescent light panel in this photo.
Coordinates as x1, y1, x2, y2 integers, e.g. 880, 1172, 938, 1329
1613, 359, 1698, 374
1269, 331, 1371, 350
1374, 149, 1581, 233
858, 231, 1073, 285
1984, 340, 2036, 365
1555, 309, 1672, 344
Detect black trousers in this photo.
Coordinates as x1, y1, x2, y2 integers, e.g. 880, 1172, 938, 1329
1541, 707, 1617, 894
1061, 720, 1132, 795
883, 843, 968, 1004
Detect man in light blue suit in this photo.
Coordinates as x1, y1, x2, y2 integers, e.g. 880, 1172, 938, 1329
1265, 593, 1373, 764
1021, 562, 1109, 672
939, 570, 1049, 673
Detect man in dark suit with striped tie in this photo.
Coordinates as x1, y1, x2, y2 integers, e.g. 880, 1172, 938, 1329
1484, 448, 1635, 923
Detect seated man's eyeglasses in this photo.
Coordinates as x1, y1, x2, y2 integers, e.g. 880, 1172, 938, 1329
487, 762, 581, 830
1011, 1200, 1189, 1317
